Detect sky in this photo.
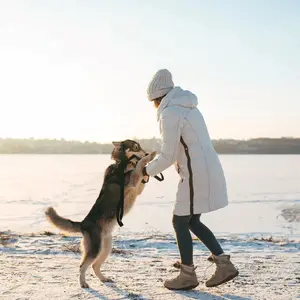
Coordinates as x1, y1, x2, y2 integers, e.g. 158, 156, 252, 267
0, 0, 299, 142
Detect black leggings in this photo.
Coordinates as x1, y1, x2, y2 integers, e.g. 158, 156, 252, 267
172, 214, 224, 266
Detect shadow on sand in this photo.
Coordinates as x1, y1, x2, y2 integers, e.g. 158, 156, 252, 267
84, 282, 252, 300
175, 289, 252, 300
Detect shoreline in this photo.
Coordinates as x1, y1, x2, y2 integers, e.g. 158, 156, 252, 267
1, 231, 300, 299
1, 153, 300, 155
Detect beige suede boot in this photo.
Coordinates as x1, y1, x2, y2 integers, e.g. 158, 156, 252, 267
164, 264, 199, 290
205, 255, 239, 287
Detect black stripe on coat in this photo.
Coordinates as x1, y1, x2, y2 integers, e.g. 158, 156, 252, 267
180, 137, 194, 215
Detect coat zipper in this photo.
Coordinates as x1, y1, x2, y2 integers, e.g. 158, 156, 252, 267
180, 137, 194, 215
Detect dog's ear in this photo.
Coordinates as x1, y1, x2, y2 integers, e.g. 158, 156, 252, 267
112, 141, 122, 147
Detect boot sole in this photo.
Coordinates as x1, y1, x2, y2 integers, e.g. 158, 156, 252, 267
206, 271, 239, 288
164, 282, 199, 291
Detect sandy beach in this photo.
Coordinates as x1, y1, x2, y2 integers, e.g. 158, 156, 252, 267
0, 232, 299, 300
1, 155, 299, 299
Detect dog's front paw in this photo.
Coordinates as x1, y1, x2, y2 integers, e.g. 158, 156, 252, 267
149, 151, 156, 161
141, 151, 156, 164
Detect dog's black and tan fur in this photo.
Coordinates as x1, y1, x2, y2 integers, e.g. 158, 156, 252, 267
45, 140, 156, 288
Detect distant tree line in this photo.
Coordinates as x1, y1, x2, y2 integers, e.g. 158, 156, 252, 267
0, 137, 300, 154
0, 138, 162, 154
213, 138, 300, 154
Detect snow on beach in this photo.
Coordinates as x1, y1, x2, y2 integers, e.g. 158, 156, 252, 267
1, 154, 300, 299
0, 231, 300, 300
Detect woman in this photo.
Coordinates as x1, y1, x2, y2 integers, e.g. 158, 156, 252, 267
143, 69, 239, 290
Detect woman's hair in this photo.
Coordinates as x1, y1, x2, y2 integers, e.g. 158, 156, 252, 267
153, 95, 166, 108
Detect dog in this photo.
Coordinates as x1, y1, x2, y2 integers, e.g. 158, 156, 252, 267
45, 139, 156, 288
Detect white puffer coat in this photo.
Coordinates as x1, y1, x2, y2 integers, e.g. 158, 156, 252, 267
145, 87, 228, 216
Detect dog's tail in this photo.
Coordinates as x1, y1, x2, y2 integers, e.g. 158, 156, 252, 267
45, 207, 81, 233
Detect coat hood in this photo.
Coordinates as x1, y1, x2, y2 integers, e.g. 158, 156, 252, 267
157, 87, 198, 120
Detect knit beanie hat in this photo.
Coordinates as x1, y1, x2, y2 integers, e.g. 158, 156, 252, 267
147, 69, 174, 101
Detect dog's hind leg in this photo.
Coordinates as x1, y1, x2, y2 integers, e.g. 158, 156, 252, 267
79, 230, 100, 288
92, 234, 113, 283
79, 255, 94, 288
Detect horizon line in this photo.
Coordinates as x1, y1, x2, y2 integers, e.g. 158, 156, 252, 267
1, 136, 300, 143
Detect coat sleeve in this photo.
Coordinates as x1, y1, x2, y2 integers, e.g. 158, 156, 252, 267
145, 109, 182, 176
